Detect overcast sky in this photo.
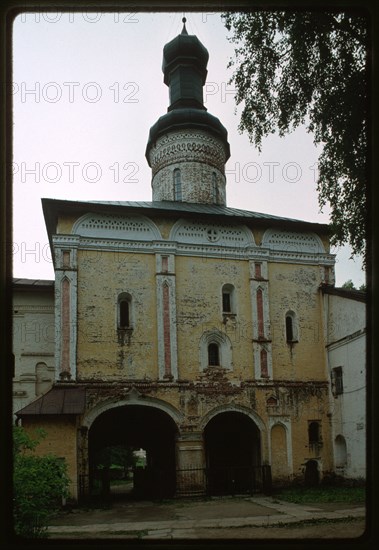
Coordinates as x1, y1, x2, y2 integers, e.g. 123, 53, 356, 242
12, 11, 365, 287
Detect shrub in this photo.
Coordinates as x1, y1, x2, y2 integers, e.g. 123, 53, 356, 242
13, 426, 69, 538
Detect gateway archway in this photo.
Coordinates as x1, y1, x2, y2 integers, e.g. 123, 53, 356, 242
88, 404, 178, 500
204, 411, 261, 495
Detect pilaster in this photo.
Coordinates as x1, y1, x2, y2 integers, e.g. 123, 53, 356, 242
249, 260, 273, 379
54, 242, 78, 381
156, 254, 178, 380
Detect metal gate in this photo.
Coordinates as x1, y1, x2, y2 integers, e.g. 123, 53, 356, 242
176, 465, 272, 497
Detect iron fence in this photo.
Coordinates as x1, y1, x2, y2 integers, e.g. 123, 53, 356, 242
176, 465, 272, 497
79, 464, 272, 501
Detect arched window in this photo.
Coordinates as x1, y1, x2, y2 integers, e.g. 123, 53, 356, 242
200, 330, 232, 371
173, 168, 182, 201
208, 343, 220, 366
118, 293, 132, 329
285, 310, 298, 342
119, 300, 130, 328
222, 284, 235, 314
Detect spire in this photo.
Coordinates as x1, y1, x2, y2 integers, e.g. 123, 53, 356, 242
181, 16, 188, 35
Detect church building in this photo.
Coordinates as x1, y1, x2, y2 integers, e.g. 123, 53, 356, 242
16, 21, 339, 500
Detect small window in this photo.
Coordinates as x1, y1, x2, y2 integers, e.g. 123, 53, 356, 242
208, 343, 220, 366
222, 292, 231, 313
286, 315, 293, 341
119, 300, 130, 328
118, 293, 132, 329
285, 311, 297, 342
308, 421, 321, 445
333, 367, 343, 395
222, 284, 235, 314
174, 168, 182, 201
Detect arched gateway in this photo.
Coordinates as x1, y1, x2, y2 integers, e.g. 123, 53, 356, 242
82, 401, 181, 500
204, 411, 262, 495
78, 399, 267, 500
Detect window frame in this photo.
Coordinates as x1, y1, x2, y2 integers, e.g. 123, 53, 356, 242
222, 283, 236, 316
173, 168, 182, 201
333, 366, 344, 396
208, 342, 220, 366
308, 420, 322, 448
117, 293, 133, 330
285, 310, 298, 343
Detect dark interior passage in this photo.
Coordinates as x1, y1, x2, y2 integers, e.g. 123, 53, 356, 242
204, 411, 261, 495
88, 405, 178, 500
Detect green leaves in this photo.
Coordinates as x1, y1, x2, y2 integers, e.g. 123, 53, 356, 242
222, 11, 368, 259
13, 427, 69, 538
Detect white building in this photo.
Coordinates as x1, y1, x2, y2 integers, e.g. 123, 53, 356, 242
12, 279, 55, 416
322, 285, 366, 479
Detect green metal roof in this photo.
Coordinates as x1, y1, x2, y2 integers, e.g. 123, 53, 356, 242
42, 198, 329, 230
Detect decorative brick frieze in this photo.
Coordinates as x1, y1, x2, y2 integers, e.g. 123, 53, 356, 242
149, 130, 227, 175
149, 130, 228, 205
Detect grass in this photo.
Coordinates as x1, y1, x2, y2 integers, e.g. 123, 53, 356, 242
272, 485, 365, 504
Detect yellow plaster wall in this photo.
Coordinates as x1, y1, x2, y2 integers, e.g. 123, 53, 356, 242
57, 215, 78, 234
76, 249, 158, 380
268, 262, 327, 381
289, 404, 333, 476
175, 255, 253, 380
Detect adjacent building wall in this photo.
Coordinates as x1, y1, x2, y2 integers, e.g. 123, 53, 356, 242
323, 289, 366, 479
13, 281, 55, 415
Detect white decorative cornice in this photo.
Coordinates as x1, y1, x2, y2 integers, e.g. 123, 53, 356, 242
51, 234, 335, 265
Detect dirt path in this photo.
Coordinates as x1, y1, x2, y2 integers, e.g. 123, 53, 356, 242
50, 518, 366, 540
48, 495, 367, 540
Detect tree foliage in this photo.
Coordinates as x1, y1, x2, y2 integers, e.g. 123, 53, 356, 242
342, 279, 355, 289
13, 426, 69, 538
222, 11, 368, 258
94, 445, 137, 473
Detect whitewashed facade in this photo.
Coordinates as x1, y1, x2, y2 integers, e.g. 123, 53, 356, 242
322, 286, 366, 479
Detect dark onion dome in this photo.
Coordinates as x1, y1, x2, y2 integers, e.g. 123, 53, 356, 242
146, 18, 230, 164
162, 20, 209, 91
146, 108, 230, 164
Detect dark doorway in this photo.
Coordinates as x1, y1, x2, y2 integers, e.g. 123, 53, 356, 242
88, 405, 177, 500
304, 459, 320, 487
204, 411, 261, 495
